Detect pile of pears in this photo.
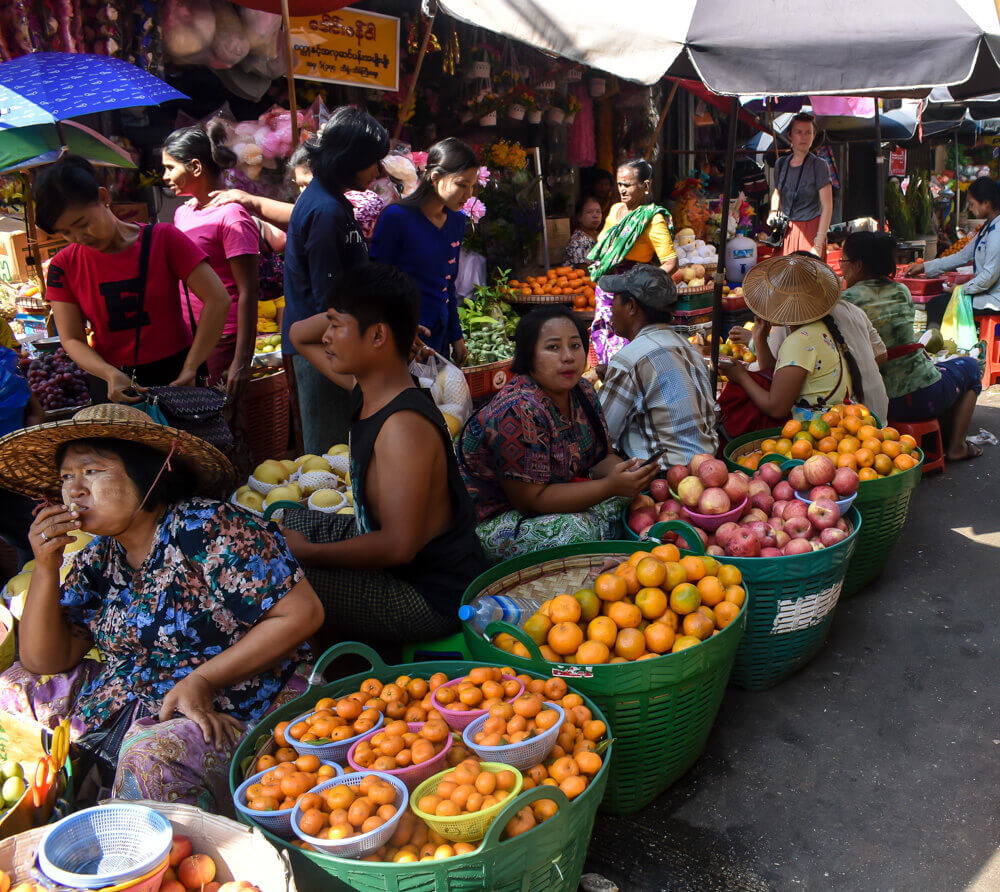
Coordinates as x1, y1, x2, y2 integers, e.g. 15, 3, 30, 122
233, 444, 354, 517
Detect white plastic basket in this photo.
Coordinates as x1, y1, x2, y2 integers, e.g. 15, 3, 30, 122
461, 702, 565, 769
288, 708, 384, 762
232, 762, 343, 837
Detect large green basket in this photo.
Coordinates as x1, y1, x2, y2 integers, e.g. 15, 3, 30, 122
460, 541, 747, 815
840, 450, 922, 597
229, 642, 611, 892
722, 426, 783, 473
655, 514, 860, 690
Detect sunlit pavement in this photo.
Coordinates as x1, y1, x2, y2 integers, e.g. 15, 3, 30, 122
585, 391, 1000, 892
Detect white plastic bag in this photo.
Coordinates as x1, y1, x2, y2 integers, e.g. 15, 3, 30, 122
410, 352, 473, 438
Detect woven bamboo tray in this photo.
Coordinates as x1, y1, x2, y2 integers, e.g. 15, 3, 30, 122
675, 283, 714, 295
507, 292, 579, 306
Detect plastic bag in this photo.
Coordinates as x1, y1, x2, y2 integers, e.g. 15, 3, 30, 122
940, 285, 978, 351
0, 348, 31, 436
409, 352, 472, 438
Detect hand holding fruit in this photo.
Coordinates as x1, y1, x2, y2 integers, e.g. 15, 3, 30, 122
29, 504, 80, 569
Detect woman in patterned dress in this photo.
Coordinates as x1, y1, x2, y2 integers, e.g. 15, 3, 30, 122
0, 404, 323, 812
460, 306, 658, 561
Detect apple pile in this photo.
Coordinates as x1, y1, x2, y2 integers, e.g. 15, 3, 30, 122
627, 453, 858, 559
161, 835, 262, 892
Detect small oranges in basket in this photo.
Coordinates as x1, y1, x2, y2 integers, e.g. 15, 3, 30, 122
295, 774, 400, 842
415, 759, 519, 819
245, 754, 338, 812
432, 667, 523, 714
350, 719, 451, 771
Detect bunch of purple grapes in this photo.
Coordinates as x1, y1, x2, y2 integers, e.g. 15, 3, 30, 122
27, 348, 89, 412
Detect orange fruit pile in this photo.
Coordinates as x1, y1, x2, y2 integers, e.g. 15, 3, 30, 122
470, 693, 559, 746
294, 774, 399, 841
509, 267, 596, 307
351, 719, 450, 771
493, 548, 744, 664
736, 404, 920, 479
415, 759, 518, 821
244, 754, 339, 812
434, 667, 522, 713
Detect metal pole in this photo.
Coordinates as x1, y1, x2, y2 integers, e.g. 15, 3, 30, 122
875, 98, 885, 231
645, 81, 680, 161
281, 0, 299, 147
535, 147, 550, 272
954, 131, 961, 230
711, 97, 740, 391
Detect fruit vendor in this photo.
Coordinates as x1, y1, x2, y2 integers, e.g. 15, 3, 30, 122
285, 263, 487, 648
587, 159, 678, 369
459, 305, 659, 561
0, 405, 324, 812
597, 265, 718, 467
34, 156, 232, 405
562, 196, 604, 266
717, 255, 862, 440
370, 138, 478, 366
844, 233, 982, 461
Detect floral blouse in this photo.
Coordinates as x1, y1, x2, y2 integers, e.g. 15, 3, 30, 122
562, 229, 596, 265
459, 375, 610, 523
61, 498, 307, 733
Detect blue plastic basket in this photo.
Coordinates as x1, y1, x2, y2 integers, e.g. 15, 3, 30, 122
234, 761, 344, 837
289, 707, 385, 762
462, 702, 565, 770
38, 803, 173, 889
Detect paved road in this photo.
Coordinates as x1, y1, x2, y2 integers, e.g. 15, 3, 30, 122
585, 395, 1000, 892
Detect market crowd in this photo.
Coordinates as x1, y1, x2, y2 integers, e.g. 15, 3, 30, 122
0, 104, 989, 812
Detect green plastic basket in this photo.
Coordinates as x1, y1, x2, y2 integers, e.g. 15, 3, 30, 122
460, 541, 747, 815
229, 642, 611, 892
840, 448, 923, 598
722, 427, 784, 473
655, 513, 859, 690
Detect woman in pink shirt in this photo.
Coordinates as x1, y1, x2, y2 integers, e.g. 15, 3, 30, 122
162, 122, 259, 396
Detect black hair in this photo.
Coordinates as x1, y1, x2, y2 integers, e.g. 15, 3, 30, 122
593, 169, 613, 185
818, 313, 864, 404
842, 232, 896, 278
162, 120, 237, 177
968, 176, 1000, 212
326, 262, 419, 360
398, 137, 479, 209
289, 141, 314, 171
33, 155, 101, 234
55, 438, 196, 510
572, 195, 602, 229
511, 306, 590, 375
619, 158, 653, 184
790, 113, 816, 127
308, 106, 389, 197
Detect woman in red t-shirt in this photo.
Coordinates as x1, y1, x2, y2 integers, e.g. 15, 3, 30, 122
34, 156, 231, 404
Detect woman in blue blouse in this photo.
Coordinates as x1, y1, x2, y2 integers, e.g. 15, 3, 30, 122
371, 138, 479, 365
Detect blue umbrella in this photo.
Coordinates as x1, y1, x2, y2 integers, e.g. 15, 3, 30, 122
0, 52, 186, 129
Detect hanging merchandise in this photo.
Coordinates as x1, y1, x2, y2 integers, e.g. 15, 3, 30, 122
442, 22, 459, 75
671, 178, 712, 240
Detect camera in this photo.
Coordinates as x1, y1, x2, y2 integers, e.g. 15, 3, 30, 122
761, 213, 790, 247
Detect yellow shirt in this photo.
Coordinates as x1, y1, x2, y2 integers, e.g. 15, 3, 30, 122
775, 322, 850, 408
257, 296, 284, 333
600, 203, 676, 264
0, 320, 17, 353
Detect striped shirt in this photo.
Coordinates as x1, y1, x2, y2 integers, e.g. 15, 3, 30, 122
599, 324, 718, 467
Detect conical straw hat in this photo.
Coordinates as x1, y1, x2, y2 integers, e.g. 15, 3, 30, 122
742, 254, 841, 326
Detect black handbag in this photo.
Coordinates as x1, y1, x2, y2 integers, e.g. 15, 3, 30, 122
131, 224, 234, 453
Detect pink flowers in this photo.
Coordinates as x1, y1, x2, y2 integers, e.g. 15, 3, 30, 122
478, 166, 491, 186
410, 151, 428, 172
461, 197, 486, 222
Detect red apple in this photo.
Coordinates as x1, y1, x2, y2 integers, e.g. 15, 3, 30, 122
677, 476, 705, 509
836, 519, 849, 532
688, 453, 715, 476
723, 473, 749, 503
747, 521, 776, 547
819, 528, 849, 547
832, 467, 860, 497
783, 516, 814, 540
807, 498, 840, 531
706, 544, 726, 556
630, 494, 655, 512
715, 522, 740, 547
698, 458, 729, 488
650, 478, 672, 502
751, 492, 774, 514
748, 479, 772, 499
743, 508, 769, 524
768, 517, 784, 532
663, 499, 682, 515
772, 499, 790, 519
761, 546, 783, 557
809, 485, 839, 502
757, 462, 783, 488
726, 529, 761, 557
773, 481, 795, 501
774, 530, 790, 548
803, 453, 836, 487
783, 538, 814, 555
783, 500, 809, 520
666, 464, 690, 490
787, 464, 808, 492
169, 836, 193, 868
628, 507, 658, 535
697, 487, 731, 515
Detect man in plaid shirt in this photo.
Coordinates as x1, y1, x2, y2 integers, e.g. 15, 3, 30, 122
597, 266, 719, 468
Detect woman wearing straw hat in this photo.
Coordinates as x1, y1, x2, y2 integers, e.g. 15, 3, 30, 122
0, 404, 323, 812
717, 255, 862, 440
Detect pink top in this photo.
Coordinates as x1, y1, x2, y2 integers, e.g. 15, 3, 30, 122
173, 200, 259, 335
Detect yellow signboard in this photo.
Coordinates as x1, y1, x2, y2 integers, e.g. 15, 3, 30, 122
289, 9, 399, 92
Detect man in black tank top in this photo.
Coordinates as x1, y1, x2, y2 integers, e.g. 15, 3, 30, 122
281, 263, 487, 649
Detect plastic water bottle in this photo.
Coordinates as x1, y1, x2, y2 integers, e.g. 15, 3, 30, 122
458, 595, 543, 635
725, 234, 757, 283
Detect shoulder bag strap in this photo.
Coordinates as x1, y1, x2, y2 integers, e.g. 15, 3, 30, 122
181, 284, 198, 335
781, 158, 808, 219
131, 223, 155, 371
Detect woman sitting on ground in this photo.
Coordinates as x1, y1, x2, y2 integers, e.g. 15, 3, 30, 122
843, 232, 982, 460
562, 195, 604, 266
0, 405, 323, 812
717, 255, 860, 440
460, 306, 659, 561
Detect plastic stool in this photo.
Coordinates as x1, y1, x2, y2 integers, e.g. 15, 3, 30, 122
975, 313, 1000, 388
889, 418, 945, 475
401, 630, 470, 664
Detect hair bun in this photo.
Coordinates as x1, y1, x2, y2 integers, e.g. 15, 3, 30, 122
205, 119, 237, 171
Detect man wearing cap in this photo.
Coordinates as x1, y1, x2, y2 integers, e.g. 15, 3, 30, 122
597, 266, 718, 467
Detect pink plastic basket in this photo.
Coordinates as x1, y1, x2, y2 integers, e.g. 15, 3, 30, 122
346, 722, 453, 789
681, 496, 748, 532
431, 676, 525, 732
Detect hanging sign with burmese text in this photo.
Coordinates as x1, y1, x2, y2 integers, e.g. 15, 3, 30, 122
290, 9, 399, 91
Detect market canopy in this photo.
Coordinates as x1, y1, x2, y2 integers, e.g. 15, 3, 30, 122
434, 0, 1000, 97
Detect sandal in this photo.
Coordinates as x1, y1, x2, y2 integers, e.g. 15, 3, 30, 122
948, 441, 983, 462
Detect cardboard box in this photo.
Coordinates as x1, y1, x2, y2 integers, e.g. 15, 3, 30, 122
0, 799, 299, 888
0, 706, 66, 841
538, 216, 572, 265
